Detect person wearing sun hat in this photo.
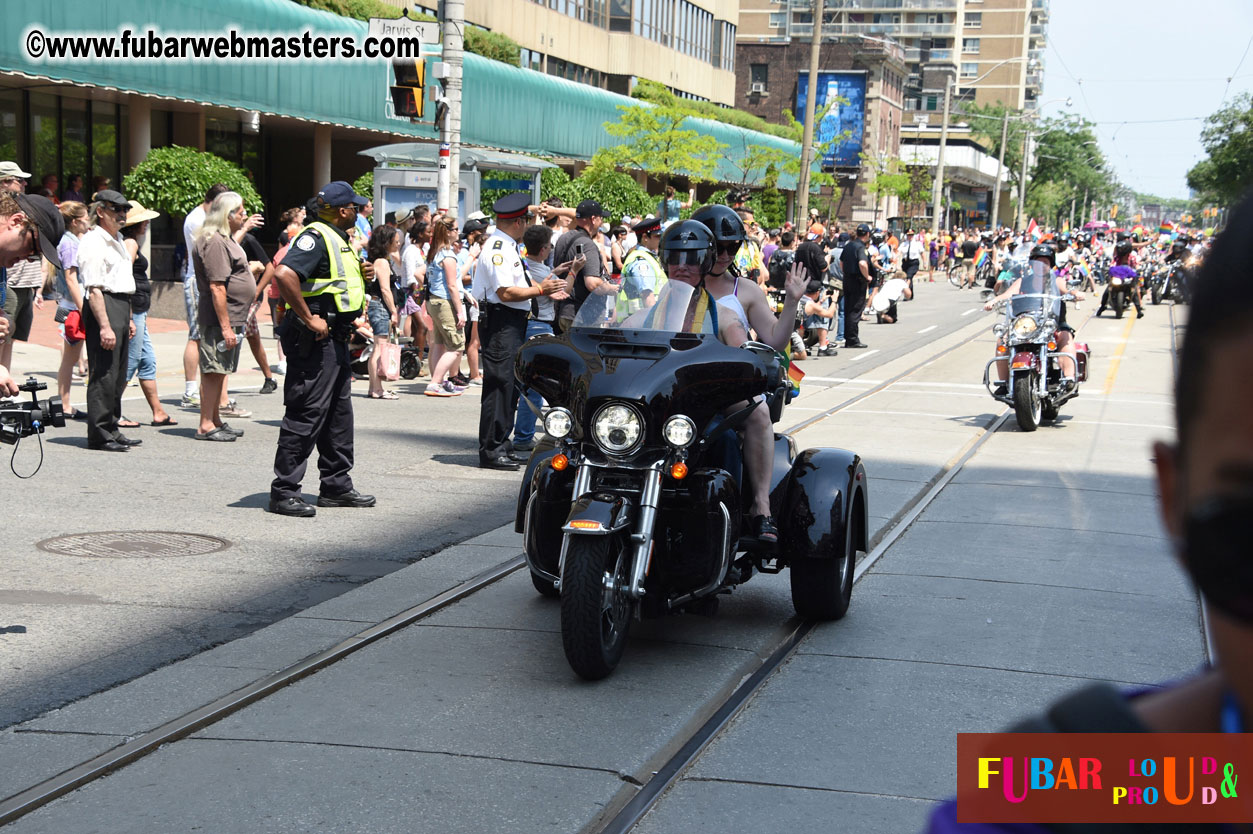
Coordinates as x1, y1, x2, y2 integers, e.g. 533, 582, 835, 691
117, 200, 175, 429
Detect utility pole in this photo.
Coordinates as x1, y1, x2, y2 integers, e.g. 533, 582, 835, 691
1014, 126, 1031, 232
796, 0, 822, 225
990, 110, 1008, 232
438, 0, 464, 215
930, 74, 952, 235
1068, 195, 1075, 230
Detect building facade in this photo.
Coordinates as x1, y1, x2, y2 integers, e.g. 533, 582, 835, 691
379, 0, 740, 105
739, 0, 1046, 119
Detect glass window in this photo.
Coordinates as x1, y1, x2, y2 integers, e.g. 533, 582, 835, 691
769, 11, 784, 28
62, 98, 89, 193
750, 63, 768, 86
206, 117, 239, 164
965, 12, 982, 28
960, 62, 978, 77
925, 95, 938, 111
963, 38, 980, 54
29, 93, 57, 190
0, 90, 22, 165
91, 102, 119, 192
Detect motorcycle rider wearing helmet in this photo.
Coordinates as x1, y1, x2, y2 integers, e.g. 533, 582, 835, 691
1096, 237, 1145, 318
688, 206, 808, 546
984, 242, 1085, 395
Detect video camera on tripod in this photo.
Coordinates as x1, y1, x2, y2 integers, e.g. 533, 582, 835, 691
0, 377, 65, 445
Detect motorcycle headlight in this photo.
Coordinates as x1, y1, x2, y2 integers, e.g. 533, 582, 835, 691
543, 407, 573, 440
1011, 314, 1038, 339
592, 404, 644, 454
1110, 276, 1123, 286
662, 415, 696, 448
993, 323, 1006, 336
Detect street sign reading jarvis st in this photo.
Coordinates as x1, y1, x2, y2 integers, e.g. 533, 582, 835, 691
368, 18, 439, 44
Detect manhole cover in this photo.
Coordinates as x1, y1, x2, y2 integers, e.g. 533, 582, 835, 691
37, 531, 231, 559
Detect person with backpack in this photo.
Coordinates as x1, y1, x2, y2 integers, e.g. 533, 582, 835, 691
766, 229, 797, 290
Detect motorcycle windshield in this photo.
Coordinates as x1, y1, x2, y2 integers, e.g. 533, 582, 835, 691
516, 281, 778, 435
1009, 293, 1061, 318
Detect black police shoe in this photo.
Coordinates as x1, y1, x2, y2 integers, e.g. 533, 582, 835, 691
317, 490, 376, 508
88, 440, 129, 452
114, 434, 142, 447
269, 497, 316, 517
844, 341, 870, 349
480, 455, 521, 471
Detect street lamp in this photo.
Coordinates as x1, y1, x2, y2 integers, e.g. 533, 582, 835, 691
1013, 101, 1079, 232
990, 97, 1071, 232
931, 56, 1036, 235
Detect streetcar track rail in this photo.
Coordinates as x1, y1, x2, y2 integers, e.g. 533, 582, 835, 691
0, 315, 1005, 829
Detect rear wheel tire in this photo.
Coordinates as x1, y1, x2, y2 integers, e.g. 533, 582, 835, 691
790, 507, 856, 620
560, 534, 632, 680
1112, 291, 1126, 318
948, 266, 963, 288
1013, 374, 1041, 432
1151, 284, 1162, 305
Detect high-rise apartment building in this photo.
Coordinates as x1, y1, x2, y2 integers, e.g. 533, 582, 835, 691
381, 0, 740, 106
739, 0, 1047, 119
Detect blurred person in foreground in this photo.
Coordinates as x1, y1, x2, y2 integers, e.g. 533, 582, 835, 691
0, 191, 64, 396
924, 191, 1253, 831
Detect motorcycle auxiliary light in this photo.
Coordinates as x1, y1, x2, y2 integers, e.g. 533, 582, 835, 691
993, 323, 1007, 336
662, 415, 696, 448
670, 461, 689, 480
1011, 315, 1039, 339
543, 408, 573, 439
551, 453, 569, 472
593, 404, 643, 454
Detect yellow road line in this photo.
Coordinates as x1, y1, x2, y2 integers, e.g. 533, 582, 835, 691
1101, 314, 1137, 394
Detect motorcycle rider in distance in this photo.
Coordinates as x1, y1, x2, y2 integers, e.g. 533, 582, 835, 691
1096, 237, 1145, 318
688, 206, 808, 547
985, 242, 1085, 395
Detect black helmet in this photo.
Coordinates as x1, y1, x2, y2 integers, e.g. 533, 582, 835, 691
871, 230, 885, 245
660, 220, 716, 272
1029, 243, 1056, 266
690, 204, 746, 245
1115, 240, 1133, 257
1115, 231, 1129, 242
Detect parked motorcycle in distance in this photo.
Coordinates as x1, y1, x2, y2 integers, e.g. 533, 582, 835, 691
983, 290, 1090, 432
514, 282, 869, 680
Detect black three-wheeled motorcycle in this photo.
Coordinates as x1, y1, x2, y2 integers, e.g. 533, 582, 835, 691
513, 284, 870, 679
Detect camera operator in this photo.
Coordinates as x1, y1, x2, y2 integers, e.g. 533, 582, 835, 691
0, 192, 65, 396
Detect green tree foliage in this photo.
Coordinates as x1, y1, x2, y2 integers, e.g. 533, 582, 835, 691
540, 166, 572, 202
860, 153, 912, 223
123, 146, 263, 218
598, 87, 728, 183
1186, 93, 1253, 208
352, 170, 374, 202
1026, 117, 1117, 226
962, 103, 1028, 190
630, 78, 794, 141
290, 0, 521, 66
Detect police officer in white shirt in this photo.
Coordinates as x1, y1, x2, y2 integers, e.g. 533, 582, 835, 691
475, 193, 566, 470
79, 190, 139, 452
900, 228, 925, 295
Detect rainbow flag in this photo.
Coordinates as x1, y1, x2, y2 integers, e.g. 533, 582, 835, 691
781, 346, 804, 398
1159, 222, 1174, 234
975, 248, 991, 269
1061, 218, 1070, 234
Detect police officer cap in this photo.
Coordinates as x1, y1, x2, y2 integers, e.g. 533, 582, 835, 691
317, 181, 368, 208
492, 192, 531, 221
856, 223, 871, 236
632, 215, 662, 235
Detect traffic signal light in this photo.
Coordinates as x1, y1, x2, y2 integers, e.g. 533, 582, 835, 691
390, 58, 425, 120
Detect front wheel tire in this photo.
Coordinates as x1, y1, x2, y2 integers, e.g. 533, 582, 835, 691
560, 534, 632, 680
1014, 374, 1041, 432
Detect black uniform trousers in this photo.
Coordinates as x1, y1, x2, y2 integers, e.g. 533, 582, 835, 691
478, 303, 529, 462
843, 278, 868, 344
902, 258, 920, 293
271, 324, 355, 500
83, 292, 132, 447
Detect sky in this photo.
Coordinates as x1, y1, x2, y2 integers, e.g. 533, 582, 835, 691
1041, 0, 1253, 200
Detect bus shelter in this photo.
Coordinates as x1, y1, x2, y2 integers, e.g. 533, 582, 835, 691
360, 143, 558, 222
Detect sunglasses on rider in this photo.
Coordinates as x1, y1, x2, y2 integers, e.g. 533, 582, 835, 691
666, 249, 708, 266
716, 241, 740, 256
1181, 492, 1253, 624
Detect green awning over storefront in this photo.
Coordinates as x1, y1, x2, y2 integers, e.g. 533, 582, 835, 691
3, 0, 802, 186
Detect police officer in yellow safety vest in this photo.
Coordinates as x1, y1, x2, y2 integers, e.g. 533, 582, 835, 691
616, 214, 666, 319
268, 181, 376, 517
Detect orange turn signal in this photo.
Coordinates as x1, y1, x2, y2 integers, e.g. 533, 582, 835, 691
996, 344, 1008, 355
1047, 341, 1057, 351
670, 461, 689, 480
551, 454, 569, 471
568, 520, 603, 531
